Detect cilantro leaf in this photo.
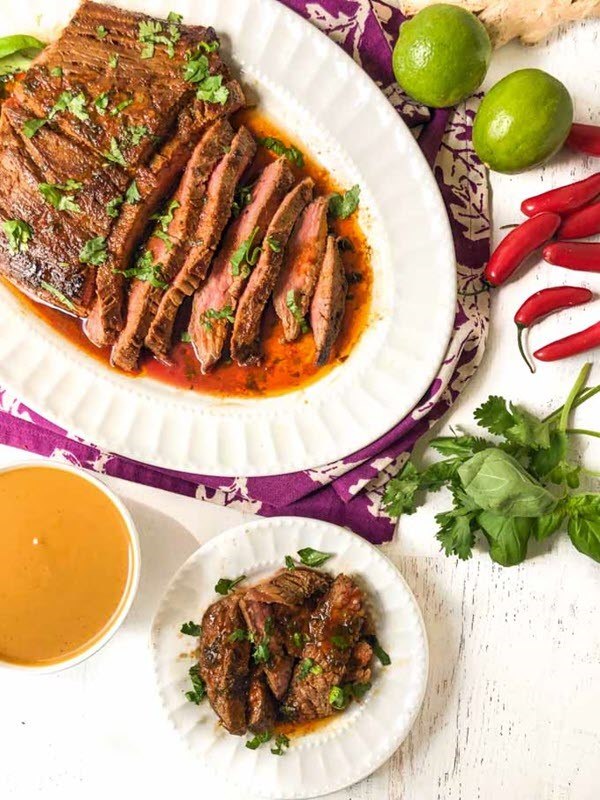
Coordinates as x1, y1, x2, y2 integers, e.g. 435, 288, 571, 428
197, 305, 235, 331
180, 621, 201, 636
2, 219, 33, 253
505, 404, 551, 450
116, 250, 167, 288
329, 184, 360, 220
39, 180, 82, 213
103, 137, 127, 167
185, 664, 206, 704
382, 460, 421, 516
228, 628, 249, 643
270, 733, 290, 756
40, 281, 75, 312
22, 117, 47, 138
284, 555, 296, 570
246, 730, 271, 750
230, 227, 261, 277
106, 195, 124, 218
214, 574, 245, 595
429, 435, 488, 459
436, 509, 477, 560
50, 90, 89, 121
125, 180, 141, 205
286, 290, 309, 333
474, 395, 515, 436
258, 136, 304, 167
79, 236, 107, 265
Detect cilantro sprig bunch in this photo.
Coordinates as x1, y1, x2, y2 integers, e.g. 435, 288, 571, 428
383, 364, 600, 566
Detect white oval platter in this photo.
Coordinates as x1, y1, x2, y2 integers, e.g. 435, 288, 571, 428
151, 517, 429, 799
0, 0, 455, 476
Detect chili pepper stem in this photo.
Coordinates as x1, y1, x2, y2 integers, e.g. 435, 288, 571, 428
516, 325, 535, 373
559, 363, 592, 432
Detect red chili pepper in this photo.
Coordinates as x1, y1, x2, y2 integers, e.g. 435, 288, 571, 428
566, 123, 600, 157
543, 241, 600, 272
484, 212, 561, 287
558, 199, 600, 240
534, 320, 600, 362
521, 172, 600, 217
514, 287, 593, 372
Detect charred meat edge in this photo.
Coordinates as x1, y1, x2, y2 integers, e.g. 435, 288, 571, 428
85, 83, 244, 347
230, 177, 314, 366
144, 125, 257, 361
283, 574, 365, 722
110, 119, 235, 371
309, 234, 348, 366
198, 594, 251, 736
273, 195, 328, 341
189, 156, 295, 373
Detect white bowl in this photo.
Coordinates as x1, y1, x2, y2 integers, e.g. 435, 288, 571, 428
0, 460, 140, 673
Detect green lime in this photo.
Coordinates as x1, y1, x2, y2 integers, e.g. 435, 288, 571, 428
392, 4, 491, 108
473, 68, 573, 173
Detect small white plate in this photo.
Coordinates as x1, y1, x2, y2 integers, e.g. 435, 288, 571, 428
150, 517, 428, 798
0, 0, 456, 477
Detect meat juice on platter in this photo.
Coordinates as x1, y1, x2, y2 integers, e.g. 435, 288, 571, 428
0, 1, 373, 399
181, 554, 390, 752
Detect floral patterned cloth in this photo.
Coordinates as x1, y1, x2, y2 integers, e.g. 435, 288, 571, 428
0, 0, 490, 543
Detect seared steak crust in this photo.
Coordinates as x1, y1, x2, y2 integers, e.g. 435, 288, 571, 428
111, 119, 235, 371
273, 195, 328, 341
283, 574, 366, 722
145, 124, 256, 361
199, 594, 250, 736
247, 668, 277, 734
189, 157, 295, 372
310, 235, 348, 365
231, 177, 314, 366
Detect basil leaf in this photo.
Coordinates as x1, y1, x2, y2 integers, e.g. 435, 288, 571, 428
214, 574, 245, 595
458, 449, 557, 517
530, 430, 567, 478
297, 547, 333, 567
566, 494, 600, 563
477, 511, 531, 567
531, 505, 566, 542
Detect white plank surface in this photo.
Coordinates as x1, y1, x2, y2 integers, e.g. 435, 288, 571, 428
2, 15, 600, 800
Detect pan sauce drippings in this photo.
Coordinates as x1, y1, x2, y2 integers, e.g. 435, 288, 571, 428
4, 110, 373, 398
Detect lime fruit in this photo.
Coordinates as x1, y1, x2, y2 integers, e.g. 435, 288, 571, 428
473, 68, 573, 173
392, 4, 491, 108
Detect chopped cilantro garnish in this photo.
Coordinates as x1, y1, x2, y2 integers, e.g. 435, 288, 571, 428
246, 731, 271, 750
214, 574, 245, 595
2, 219, 33, 253
50, 90, 89, 121
180, 621, 201, 636
284, 555, 296, 570
96, 25, 108, 39
271, 733, 290, 756
298, 657, 323, 679
103, 137, 127, 167
228, 628, 249, 643
197, 305, 235, 331
50, 66, 63, 77
230, 227, 261, 277
22, 118, 47, 138
39, 179, 82, 213
329, 184, 360, 220
124, 124, 148, 146
258, 136, 304, 167
106, 195, 124, 218
79, 235, 107, 265
125, 180, 141, 205
182, 48, 229, 104
94, 91, 110, 114
266, 235, 282, 253
40, 281, 75, 312
116, 250, 167, 288
185, 664, 206, 704
286, 291, 309, 334
108, 53, 119, 69
109, 96, 133, 116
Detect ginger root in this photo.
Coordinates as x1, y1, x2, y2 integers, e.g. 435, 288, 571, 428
397, 0, 600, 47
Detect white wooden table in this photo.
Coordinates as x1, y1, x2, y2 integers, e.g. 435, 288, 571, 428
2, 18, 600, 800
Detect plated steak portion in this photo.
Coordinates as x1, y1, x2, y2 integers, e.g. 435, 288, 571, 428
199, 594, 251, 736
283, 574, 366, 722
310, 235, 348, 365
231, 177, 314, 366
145, 124, 256, 361
111, 119, 235, 371
189, 156, 295, 372
240, 567, 330, 700
273, 195, 328, 341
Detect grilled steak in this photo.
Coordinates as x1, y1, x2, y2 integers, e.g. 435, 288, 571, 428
85, 84, 245, 346
111, 119, 235, 371
240, 568, 330, 701
189, 157, 295, 372
198, 594, 250, 736
283, 575, 366, 722
247, 668, 278, 734
310, 235, 348, 365
231, 177, 314, 366
145, 125, 256, 361
273, 195, 328, 341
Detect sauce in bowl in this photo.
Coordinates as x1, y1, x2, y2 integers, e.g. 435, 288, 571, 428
0, 464, 138, 668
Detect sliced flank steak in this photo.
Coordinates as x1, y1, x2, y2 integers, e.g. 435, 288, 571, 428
145, 125, 256, 361
247, 668, 277, 734
310, 235, 348, 365
111, 119, 235, 371
283, 574, 366, 722
84, 82, 244, 347
189, 157, 295, 372
198, 593, 251, 736
273, 195, 328, 341
230, 177, 314, 366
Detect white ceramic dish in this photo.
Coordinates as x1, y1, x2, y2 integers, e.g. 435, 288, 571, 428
0, 460, 140, 673
0, 0, 455, 477
151, 517, 428, 799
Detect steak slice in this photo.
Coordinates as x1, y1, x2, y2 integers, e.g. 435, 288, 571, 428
189, 157, 295, 372
111, 119, 235, 371
310, 235, 348, 365
247, 668, 277, 735
240, 568, 330, 701
273, 195, 328, 341
13, 1, 227, 171
0, 115, 94, 314
230, 177, 314, 366
343, 640, 373, 685
85, 83, 245, 346
145, 125, 256, 361
198, 594, 250, 736
283, 575, 366, 722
